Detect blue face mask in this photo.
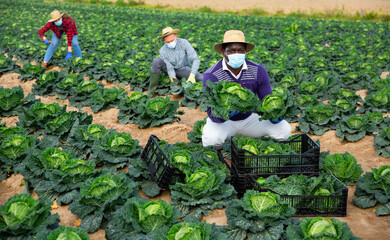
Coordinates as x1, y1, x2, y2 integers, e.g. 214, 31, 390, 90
227, 53, 246, 69
55, 19, 62, 26
167, 40, 176, 49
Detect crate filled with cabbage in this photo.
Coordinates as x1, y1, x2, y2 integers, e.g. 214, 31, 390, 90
231, 133, 320, 176
251, 173, 348, 216
140, 134, 230, 189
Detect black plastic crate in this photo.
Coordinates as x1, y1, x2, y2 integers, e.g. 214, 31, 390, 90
231, 170, 320, 198
250, 175, 348, 217
231, 133, 320, 176
140, 135, 185, 189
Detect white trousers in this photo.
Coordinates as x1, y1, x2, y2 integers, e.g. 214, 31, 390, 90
202, 113, 292, 149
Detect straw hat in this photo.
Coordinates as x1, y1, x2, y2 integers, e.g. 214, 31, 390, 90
158, 27, 180, 39
214, 30, 255, 53
48, 10, 64, 22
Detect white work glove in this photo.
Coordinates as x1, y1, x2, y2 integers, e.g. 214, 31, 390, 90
186, 73, 196, 84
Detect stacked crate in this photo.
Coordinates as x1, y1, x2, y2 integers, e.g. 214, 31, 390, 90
230, 133, 348, 216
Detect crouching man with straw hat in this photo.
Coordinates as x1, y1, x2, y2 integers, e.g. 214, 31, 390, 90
201, 30, 291, 149
38, 10, 82, 68
147, 27, 203, 97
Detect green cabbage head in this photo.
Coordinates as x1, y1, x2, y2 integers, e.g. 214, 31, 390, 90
323, 152, 363, 185
373, 165, 390, 184
167, 222, 211, 240
0, 193, 55, 237
302, 217, 341, 239
0, 135, 34, 159
41, 147, 69, 169
305, 104, 334, 125
32, 102, 62, 120
126, 198, 176, 233
46, 226, 90, 240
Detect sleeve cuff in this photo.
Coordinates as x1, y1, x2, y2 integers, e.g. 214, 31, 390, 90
270, 116, 283, 124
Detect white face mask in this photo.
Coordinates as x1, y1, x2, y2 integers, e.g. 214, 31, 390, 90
167, 40, 177, 49
227, 53, 246, 69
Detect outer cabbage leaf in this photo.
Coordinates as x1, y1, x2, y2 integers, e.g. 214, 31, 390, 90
374, 126, 390, 158
187, 118, 207, 144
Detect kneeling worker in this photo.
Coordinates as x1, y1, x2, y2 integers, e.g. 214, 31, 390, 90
202, 30, 291, 149
147, 27, 203, 96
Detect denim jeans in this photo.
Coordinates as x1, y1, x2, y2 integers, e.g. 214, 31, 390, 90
43, 34, 82, 63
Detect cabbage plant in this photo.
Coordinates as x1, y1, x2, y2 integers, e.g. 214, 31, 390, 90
374, 126, 390, 158
18, 101, 66, 132
170, 167, 235, 222
42, 226, 90, 240
286, 217, 362, 240
0, 86, 24, 116
298, 103, 339, 135
295, 94, 319, 110
44, 110, 93, 140
0, 55, 17, 74
90, 86, 125, 113
321, 152, 363, 185
17, 63, 45, 81
353, 165, 390, 216
117, 92, 149, 124
363, 87, 390, 112
299, 81, 323, 95
16, 146, 98, 204
0, 193, 59, 238
0, 127, 35, 181
69, 80, 104, 108
133, 96, 183, 128
32, 70, 60, 95
0, 134, 35, 164
105, 197, 180, 239
225, 190, 295, 240
159, 222, 226, 240
69, 173, 139, 233
200, 80, 261, 120
55, 73, 83, 99
91, 129, 142, 169
67, 123, 107, 157
366, 111, 384, 126
366, 76, 390, 93
181, 81, 203, 109
335, 114, 377, 142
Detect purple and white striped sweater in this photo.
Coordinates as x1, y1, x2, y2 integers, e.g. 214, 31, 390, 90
203, 59, 273, 123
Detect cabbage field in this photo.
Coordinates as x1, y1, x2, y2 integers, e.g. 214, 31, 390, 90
0, 0, 390, 239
